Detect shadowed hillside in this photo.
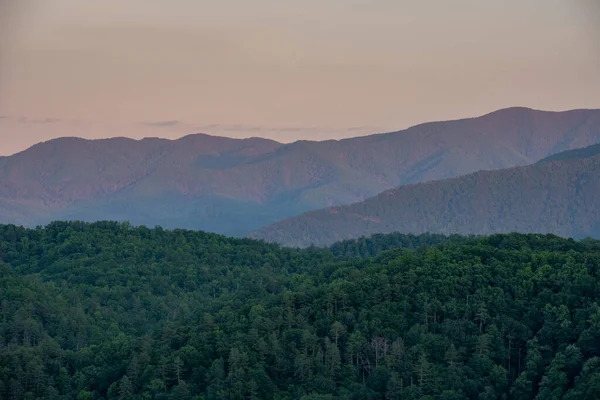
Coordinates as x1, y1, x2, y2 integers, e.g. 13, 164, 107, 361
537, 143, 600, 164
252, 144, 600, 247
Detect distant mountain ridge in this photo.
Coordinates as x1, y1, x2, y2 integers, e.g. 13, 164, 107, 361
1, 107, 600, 235
252, 143, 600, 247
537, 143, 600, 164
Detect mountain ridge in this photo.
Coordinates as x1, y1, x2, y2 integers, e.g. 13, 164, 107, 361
2, 107, 600, 235
537, 143, 600, 164
5, 106, 596, 157
251, 145, 600, 247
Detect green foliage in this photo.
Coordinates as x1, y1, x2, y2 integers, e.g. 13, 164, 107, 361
329, 233, 472, 258
1, 222, 600, 399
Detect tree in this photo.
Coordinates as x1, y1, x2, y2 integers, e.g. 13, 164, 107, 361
119, 375, 134, 400
169, 381, 191, 400
329, 321, 346, 346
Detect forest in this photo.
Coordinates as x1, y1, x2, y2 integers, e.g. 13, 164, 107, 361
2, 221, 600, 399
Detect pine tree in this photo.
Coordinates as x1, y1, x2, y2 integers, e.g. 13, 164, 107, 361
119, 375, 134, 400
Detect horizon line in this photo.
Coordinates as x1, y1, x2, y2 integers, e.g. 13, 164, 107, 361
4, 105, 599, 157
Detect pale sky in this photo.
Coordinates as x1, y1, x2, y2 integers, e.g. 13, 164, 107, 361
1, 0, 599, 156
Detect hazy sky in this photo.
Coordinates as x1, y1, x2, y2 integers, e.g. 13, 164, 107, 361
1, 0, 599, 155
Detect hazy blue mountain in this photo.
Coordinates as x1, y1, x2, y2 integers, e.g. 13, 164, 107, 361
252, 144, 600, 246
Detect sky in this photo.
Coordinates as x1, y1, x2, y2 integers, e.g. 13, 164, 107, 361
1, 0, 599, 156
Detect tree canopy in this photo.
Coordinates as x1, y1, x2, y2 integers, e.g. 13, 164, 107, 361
1, 221, 600, 399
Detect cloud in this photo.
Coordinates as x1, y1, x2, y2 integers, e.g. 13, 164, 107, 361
346, 126, 371, 131
196, 123, 263, 132
196, 124, 221, 130
143, 120, 181, 127
16, 117, 61, 123
43, 118, 61, 123
224, 124, 262, 132
195, 123, 321, 133
271, 127, 318, 132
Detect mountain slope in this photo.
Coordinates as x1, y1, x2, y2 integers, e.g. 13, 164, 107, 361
2, 107, 600, 235
537, 143, 600, 164
252, 145, 600, 247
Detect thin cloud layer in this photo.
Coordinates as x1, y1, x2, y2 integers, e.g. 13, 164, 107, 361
143, 120, 182, 127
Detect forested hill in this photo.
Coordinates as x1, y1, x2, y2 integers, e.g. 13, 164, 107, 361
536, 143, 600, 164
252, 148, 600, 247
2, 222, 600, 399
327, 232, 475, 258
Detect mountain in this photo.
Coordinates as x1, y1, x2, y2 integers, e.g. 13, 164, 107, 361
537, 143, 600, 164
252, 144, 600, 247
2, 107, 600, 235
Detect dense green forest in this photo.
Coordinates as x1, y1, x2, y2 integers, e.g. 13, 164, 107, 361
328, 233, 474, 259
2, 222, 600, 399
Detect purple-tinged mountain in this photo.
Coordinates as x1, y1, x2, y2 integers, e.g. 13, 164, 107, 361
1, 107, 600, 235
